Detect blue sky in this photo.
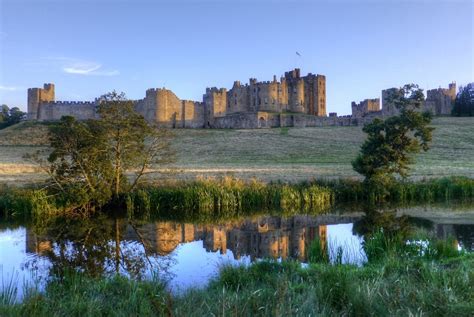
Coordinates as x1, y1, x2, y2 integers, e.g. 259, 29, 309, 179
0, 0, 472, 115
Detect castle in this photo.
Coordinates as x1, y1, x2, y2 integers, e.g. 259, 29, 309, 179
27, 69, 457, 128
27, 68, 329, 128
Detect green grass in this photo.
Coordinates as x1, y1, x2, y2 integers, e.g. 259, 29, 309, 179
1, 117, 474, 184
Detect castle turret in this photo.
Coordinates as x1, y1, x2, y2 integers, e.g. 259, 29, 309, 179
203, 87, 227, 126
448, 82, 456, 100
27, 83, 55, 120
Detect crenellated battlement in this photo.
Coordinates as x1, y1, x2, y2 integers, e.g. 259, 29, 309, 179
351, 98, 380, 118
46, 101, 96, 106
205, 87, 226, 94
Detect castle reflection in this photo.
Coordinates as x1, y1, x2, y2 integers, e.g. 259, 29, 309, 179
24, 213, 473, 274
25, 215, 364, 263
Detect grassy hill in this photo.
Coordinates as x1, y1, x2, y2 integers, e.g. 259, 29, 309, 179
0, 117, 473, 184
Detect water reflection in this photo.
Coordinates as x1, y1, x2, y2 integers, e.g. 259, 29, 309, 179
1, 209, 473, 298
25, 214, 362, 269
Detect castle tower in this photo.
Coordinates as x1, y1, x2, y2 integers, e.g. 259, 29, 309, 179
304, 74, 326, 116
27, 83, 55, 120
381, 87, 401, 116
448, 82, 457, 100
203, 87, 227, 126
314, 75, 326, 116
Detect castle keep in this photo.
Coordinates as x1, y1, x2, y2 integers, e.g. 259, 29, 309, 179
27, 69, 457, 128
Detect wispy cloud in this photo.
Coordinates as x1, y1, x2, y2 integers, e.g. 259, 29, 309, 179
62, 61, 119, 76
29, 57, 120, 77
0, 85, 20, 91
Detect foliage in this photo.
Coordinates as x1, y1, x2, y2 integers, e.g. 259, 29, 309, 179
352, 84, 434, 192
24, 91, 175, 212
0, 105, 26, 129
452, 84, 474, 116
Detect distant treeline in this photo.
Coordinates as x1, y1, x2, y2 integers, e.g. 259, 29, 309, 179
0, 105, 26, 129
452, 85, 474, 116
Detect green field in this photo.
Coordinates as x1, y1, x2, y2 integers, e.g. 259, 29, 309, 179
0, 117, 473, 184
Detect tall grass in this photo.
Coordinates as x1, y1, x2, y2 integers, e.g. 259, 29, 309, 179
126, 177, 335, 219
0, 186, 83, 220
3, 250, 472, 316
1, 176, 474, 220
318, 176, 474, 204
0, 273, 170, 316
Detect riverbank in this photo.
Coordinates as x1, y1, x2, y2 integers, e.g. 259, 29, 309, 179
1, 232, 472, 316
1, 176, 474, 220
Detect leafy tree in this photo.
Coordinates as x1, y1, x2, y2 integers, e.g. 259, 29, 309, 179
0, 104, 26, 129
96, 91, 175, 198
452, 85, 474, 116
27, 92, 175, 211
352, 84, 434, 193
45, 116, 113, 208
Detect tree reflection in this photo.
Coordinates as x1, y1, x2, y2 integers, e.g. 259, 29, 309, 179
25, 215, 176, 282
352, 206, 413, 239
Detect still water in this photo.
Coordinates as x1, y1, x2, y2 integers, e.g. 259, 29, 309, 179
1, 208, 473, 299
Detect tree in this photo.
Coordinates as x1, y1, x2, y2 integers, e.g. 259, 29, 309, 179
0, 104, 26, 129
95, 91, 176, 199
27, 91, 175, 211
452, 85, 474, 116
352, 84, 434, 191
45, 116, 113, 208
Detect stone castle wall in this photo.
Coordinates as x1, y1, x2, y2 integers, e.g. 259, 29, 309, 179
213, 112, 357, 129
351, 98, 380, 118
38, 101, 97, 121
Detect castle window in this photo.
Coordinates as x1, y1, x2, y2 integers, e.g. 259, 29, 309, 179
264, 97, 268, 104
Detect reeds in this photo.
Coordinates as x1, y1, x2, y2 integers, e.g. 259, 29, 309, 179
1, 176, 474, 220
126, 177, 335, 219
